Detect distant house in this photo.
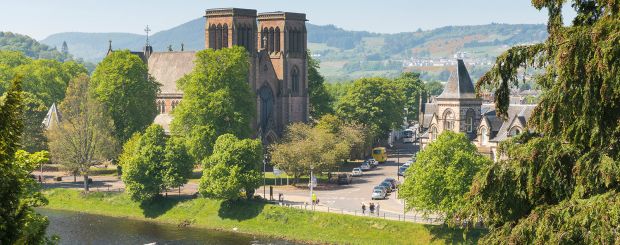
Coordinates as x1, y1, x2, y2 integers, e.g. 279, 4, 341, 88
418, 59, 535, 161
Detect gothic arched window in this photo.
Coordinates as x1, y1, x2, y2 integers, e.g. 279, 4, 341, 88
290, 30, 297, 53
431, 126, 438, 140
291, 66, 300, 94
465, 109, 475, 133
275, 27, 281, 53
509, 127, 521, 137
209, 25, 216, 49
215, 24, 222, 50
222, 24, 228, 48
481, 127, 488, 144
261, 27, 268, 49
268, 27, 275, 53
443, 109, 454, 131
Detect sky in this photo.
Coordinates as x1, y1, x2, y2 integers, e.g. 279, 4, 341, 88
1, 0, 577, 40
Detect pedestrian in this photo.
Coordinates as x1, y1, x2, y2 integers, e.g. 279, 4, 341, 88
376, 203, 380, 216
312, 193, 317, 205
362, 203, 366, 214
278, 193, 283, 202
269, 185, 273, 200
369, 203, 375, 214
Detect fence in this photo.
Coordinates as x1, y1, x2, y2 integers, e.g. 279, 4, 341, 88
271, 200, 443, 224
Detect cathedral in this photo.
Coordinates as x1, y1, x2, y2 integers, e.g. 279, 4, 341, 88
110, 8, 309, 143
418, 59, 535, 161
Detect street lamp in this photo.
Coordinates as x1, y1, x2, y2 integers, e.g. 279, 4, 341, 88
263, 153, 267, 199
309, 165, 315, 209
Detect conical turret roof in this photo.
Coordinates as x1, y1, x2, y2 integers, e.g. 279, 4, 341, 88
437, 59, 477, 99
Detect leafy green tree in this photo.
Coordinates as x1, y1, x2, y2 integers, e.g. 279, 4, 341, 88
46, 74, 117, 191
400, 131, 490, 219
162, 137, 193, 190
199, 134, 262, 200
171, 47, 255, 162
0, 78, 57, 244
394, 72, 424, 120
91, 50, 159, 144
270, 123, 351, 184
308, 54, 334, 119
120, 124, 193, 202
424, 81, 443, 96
464, 1, 620, 242
336, 77, 405, 140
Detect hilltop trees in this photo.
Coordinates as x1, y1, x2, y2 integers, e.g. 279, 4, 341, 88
199, 134, 262, 200
120, 124, 192, 202
46, 74, 117, 191
171, 46, 255, 163
91, 50, 160, 144
463, 0, 620, 242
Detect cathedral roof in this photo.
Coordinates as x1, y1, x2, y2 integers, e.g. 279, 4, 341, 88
148, 51, 196, 95
437, 59, 477, 99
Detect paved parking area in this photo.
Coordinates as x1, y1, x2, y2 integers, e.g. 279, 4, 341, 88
258, 142, 433, 220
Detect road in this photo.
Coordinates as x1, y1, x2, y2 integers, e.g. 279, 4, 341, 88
258, 142, 432, 220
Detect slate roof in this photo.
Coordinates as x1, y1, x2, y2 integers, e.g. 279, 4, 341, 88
147, 51, 197, 95
437, 59, 477, 99
42, 103, 61, 130
489, 104, 536, 142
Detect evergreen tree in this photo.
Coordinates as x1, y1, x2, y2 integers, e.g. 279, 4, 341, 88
0, 77, 56, 244
465, 1, 620, 243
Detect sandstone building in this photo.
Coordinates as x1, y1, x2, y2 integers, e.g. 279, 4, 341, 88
418, 59, 534, 161
109, 8, 309, 143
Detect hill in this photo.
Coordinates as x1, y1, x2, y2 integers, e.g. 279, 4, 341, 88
0, 32, 71, 61
40, 19, 547, 81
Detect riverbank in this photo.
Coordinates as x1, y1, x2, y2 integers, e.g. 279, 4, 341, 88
43, 189, 483, 244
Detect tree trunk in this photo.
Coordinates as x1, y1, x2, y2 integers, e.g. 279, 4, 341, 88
73, 173, 77, 183
83, 174, 89, 192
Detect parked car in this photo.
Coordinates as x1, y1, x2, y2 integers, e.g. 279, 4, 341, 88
398, 166, 409, 176
379, 181, 393, 193
371, 189, 386, 200
337, 173, 352, 185
403, 159, 414, 167
368, 158, 379, 166
360, 163, 371, 171
374, 185, 387, 195
352, 168, 363, 176
383, 178, 398, 189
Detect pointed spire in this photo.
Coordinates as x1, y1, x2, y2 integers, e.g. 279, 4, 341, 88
437, 59, 477, 99
108, 40, 112, 52
181, 43, 184, 51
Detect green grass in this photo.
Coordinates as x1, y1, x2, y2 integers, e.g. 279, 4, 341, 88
43, 189, 483, 245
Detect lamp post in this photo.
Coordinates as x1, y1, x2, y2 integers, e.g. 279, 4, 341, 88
263, 153, 267, 199
309, 165, 315, 208
397, 148, 400, 181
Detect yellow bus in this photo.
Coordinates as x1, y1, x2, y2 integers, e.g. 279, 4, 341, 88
372, 147, 388, 163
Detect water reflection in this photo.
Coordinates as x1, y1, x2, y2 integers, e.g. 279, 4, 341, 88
39, 209, 298, 245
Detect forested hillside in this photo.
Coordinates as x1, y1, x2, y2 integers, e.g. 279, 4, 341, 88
0, 32, 71, 61
40, 19, 547, 81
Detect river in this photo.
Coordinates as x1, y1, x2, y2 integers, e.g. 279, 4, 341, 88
39, 209, 299, 245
